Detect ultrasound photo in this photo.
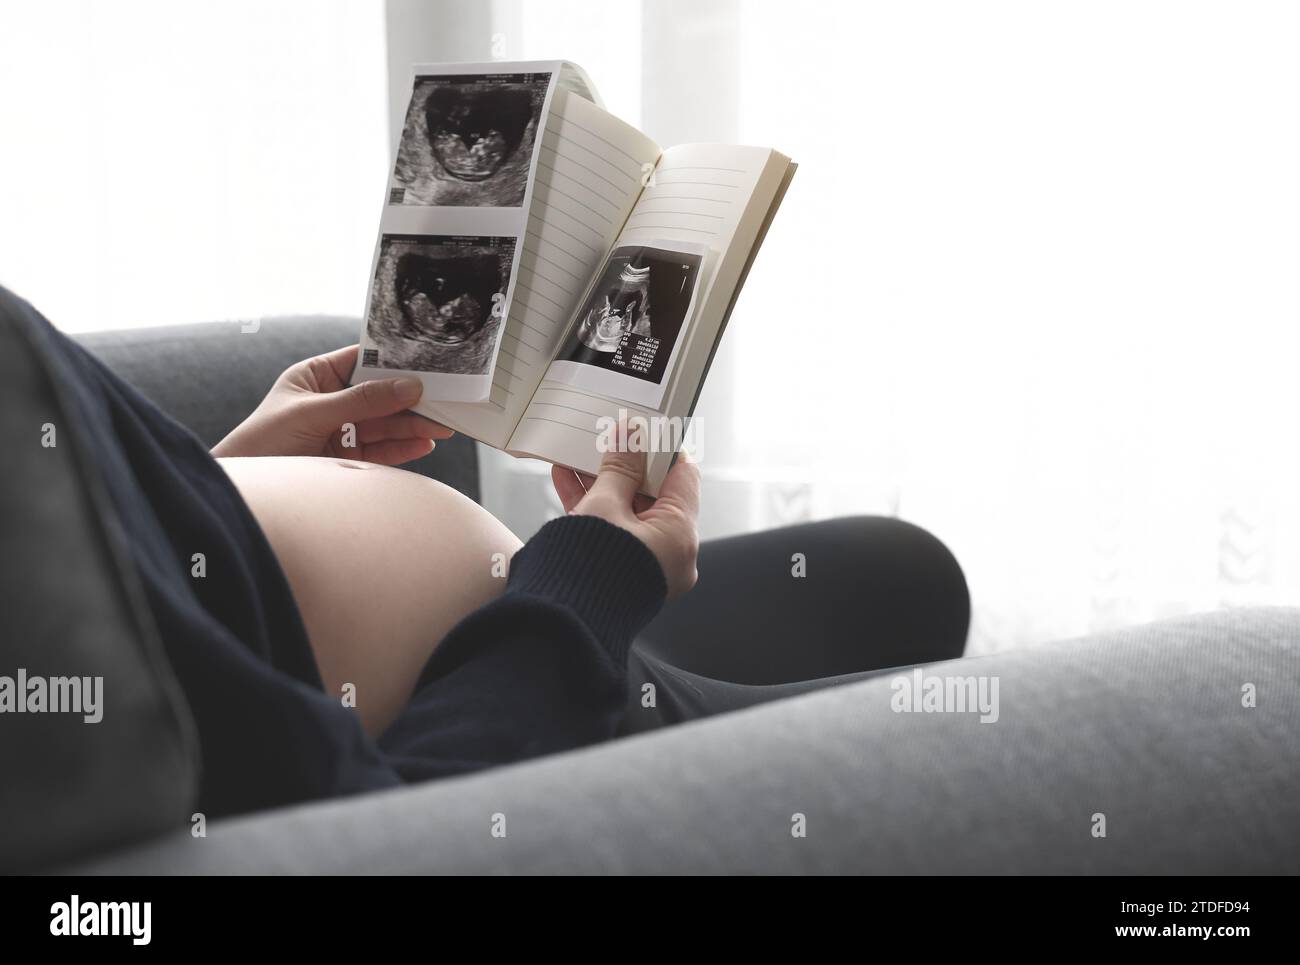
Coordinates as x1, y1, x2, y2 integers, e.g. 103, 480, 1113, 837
558, 245, 704, 387
364, 234, 515, 376
389, 72, 551, 208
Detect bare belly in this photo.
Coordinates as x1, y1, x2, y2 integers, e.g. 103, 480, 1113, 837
218, 456, 522, 736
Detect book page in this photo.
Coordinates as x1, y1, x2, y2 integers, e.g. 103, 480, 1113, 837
511, 143, 791, 494
556, 60, 604, 109
401, 87, 662, 447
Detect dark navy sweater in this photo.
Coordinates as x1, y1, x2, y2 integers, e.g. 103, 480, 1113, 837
22, 289, 667, 819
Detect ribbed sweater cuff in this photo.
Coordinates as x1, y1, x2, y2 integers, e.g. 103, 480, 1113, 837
505, 515, 668, 667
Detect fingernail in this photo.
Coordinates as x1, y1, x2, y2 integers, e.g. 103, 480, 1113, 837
392, 377, 422, 401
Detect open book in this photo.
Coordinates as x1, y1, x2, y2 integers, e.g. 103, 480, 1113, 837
352, 61, 795, 495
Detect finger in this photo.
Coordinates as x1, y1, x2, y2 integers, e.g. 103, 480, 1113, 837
298, 344, 360, 392
551, 464, 588, 514
316, 376, 423, 426
355, 412, 454, 445
632, 493, 655, 515
318, 344, 360, 382
359, 437, 435, 466
649, 451, 701, 521
585, 444, 646, 508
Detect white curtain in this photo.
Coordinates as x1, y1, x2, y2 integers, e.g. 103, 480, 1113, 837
0, 0, 388, 332
4, 1, 1295, 654
461, 0, 1300, 652
730, 0, 1300, 652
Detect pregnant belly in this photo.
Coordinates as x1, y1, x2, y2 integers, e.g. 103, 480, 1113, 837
217, 456, 522, 736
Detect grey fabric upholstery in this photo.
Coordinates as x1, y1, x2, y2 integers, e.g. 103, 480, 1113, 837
68, 608, 1300, 873
75, 317, 479, 502
1, 304, 199, 873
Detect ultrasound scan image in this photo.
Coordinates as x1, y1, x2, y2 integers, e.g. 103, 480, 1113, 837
365, 235, 515, 375
560, 245, 704, 386
576, 262, 652, 353
389, 73, 550, 208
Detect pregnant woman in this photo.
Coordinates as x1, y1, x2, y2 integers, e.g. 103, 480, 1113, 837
5, 285, 969, 819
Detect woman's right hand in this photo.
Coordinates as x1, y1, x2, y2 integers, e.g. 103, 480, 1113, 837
212, 344, 451, 464
551, 447, 701, 599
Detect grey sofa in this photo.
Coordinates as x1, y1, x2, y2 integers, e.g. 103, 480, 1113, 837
22, 316, 1300, 873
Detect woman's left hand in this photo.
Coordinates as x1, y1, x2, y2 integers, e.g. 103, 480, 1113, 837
212, 344, 453, 464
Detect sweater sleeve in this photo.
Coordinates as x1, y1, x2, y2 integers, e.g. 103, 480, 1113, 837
375, 514, 668, 782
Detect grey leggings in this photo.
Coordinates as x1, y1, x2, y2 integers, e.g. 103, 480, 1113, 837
622, 516, 971, 734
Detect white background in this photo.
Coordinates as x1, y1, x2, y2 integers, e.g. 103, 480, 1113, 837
0, 0, 388, 330
2, 0, 1297, 652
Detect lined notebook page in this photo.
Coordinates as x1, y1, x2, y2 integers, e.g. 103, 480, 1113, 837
512, 144, 780, 488
414, 87, 661, 447
619, 145, 759, 249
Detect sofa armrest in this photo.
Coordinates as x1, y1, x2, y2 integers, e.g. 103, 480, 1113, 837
67, 607, 1300, 874
74, 317, 480, 502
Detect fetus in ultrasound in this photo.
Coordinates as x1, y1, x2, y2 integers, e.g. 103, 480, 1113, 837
577, 262, 652, 352
365, 235, 515, 377
425, 86, 535, 183
389, 73, 548, 207
395, 252, 502, 345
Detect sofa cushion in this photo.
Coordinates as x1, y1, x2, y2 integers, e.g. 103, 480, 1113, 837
0, 292, 199, 872
75, 317, 480, 502
67, 607, 1300, 874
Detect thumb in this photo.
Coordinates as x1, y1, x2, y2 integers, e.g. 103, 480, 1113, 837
654, 448, 701, 519
313, 376, 423, 425
584, 441, 646, 509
